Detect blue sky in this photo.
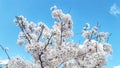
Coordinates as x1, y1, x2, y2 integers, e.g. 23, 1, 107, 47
0, 0, 120, 68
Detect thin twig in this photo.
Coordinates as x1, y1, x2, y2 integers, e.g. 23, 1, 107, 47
37, 25, 44, 42
0, 44, 10, 60
20, 25, 31, 44
44, 34, 52, 50
68, 8, 71, 13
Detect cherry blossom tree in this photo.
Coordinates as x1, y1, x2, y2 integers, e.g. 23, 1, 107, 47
6, 6, 112, 68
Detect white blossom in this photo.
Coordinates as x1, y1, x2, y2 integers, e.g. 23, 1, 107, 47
85, 23, 90, 29
103, 43, 112, 54
50, 5, 57, 11
17, 39, 24, 45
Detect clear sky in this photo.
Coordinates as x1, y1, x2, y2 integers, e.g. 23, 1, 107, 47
0, 0, 120, 68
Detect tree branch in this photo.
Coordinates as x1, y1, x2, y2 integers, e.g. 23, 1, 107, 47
20, 26, 31, 44
39, 52, 44, 68
0, 44, 10, 60
37, 25, 44, 42
16, 16, 31, 44
44, 34, 52, 50
58, 15, 63, 45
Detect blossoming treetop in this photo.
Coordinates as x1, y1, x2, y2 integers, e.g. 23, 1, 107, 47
6, 6, 112, 68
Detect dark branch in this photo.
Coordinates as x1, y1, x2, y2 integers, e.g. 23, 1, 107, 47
96, 21, 101, 28
37, 25, 45, 42
20, 26, 31, 44
0, 44, 10, 60
39, 52, 44, 68
44, 34, 52, 50
107, 33, 112, 43
68, 7, 71, 13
